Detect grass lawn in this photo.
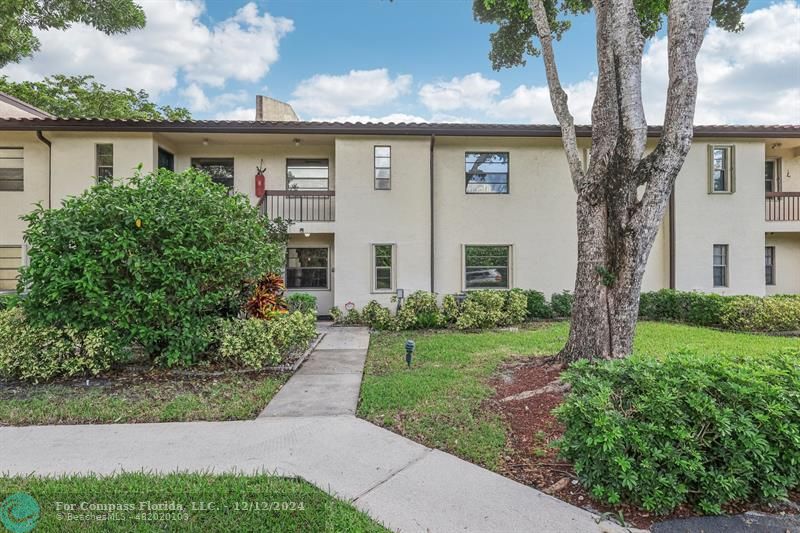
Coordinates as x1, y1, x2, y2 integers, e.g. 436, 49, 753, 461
357, 321, 799, 470
0, 473, 388, 532
0, 371, 287, 426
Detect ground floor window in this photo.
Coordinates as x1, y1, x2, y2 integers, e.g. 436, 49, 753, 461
373, 244, 394, 291
0, 245, 22, 291
765, 246, 776, 286
713, 244, 729, 287
286, 247, 329, 289
464, 245, 510, 289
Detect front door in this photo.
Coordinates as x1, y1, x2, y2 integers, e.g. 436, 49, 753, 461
285, 246, 333, 315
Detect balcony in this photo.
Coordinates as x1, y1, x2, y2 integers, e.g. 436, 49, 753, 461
765, 192, 800, 222
258, 190, 335, 222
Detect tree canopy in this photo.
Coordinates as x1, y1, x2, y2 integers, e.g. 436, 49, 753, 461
0, 75, 191, 120
0, 0, 145, 67
474, 0, 748, 71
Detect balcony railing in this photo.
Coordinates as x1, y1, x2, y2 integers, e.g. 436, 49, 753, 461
766, 192, 800, 222
258, 190, 335, 222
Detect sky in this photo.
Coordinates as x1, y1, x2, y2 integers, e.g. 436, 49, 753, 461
1, 0, 798, 124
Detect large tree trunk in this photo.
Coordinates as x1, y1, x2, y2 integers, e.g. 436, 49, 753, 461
527, 0, 714, 362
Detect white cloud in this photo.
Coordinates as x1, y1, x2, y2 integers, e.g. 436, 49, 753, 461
419, 73, 501, 112
490, 77, 597, 123
214, 107, 255, 120
290, 69, 412, 118
642, 0, 800, 124
180, 83, 211, 112
0, 0, 293, 97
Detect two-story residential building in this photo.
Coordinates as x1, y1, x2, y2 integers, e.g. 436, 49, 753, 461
0, 94, 798, 313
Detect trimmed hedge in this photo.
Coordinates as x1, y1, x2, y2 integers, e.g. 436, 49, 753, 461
639, 289, 800, 332
556, 350, 800, 514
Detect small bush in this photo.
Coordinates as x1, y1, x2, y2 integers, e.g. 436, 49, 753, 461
287, 293, 317, 314
455, 290, 506, 330
331, 304, 362, 326
524, 290, 552, 319
0, 308, 125, 382
441, 294, 460, 324
213, 311, 316, 368
396, 291, 444, 330
556, 351, 800, 514
245, 273, 289, 319
502, 289, 528, 325
550, 290, 573, 318
720, 294, 800, 332
361, 300, 396, 330
638, 289, 726, 327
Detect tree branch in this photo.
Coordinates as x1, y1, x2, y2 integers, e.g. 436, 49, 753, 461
528, 0, 584, 191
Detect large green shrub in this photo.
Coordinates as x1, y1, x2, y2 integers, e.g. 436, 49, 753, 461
556, 351, 800, 514
0, 308, 124, 382
361, 300, 396, 330
453, 290, 526, 330
213, 311, 316, 368
524, 289, 553, 319
20, 168, 286, 366
720, 294, 800, 332
638, 289, 726, 327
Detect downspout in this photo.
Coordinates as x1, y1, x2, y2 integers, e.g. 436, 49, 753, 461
668, 185, 675, 289
429, 134, 436, 293
36, 130, 52, 209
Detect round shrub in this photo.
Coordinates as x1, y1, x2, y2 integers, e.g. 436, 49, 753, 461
396, 291, 444, 330
20, 168, 286, 366
502, 288, 528, 325
361, 300, 396, 330
454, 290, 505, 330
556, 351, 800, 515
0, 308, 124, 382
213, 311, 316, 368
524, 289, 553, 319
550, 290, 574, 318
287, 293, 317, 314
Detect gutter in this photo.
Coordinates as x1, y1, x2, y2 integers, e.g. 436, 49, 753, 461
668, 186, 675, 289
430, 135, 436, 293
35, 130, 52, 209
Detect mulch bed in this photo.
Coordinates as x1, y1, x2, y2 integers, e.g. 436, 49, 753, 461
486, 357, 800, 530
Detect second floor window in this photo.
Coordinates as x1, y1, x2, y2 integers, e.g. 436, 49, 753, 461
374, 146, 391, 190
96, 144, 113, 183
709, 145, 734, 193
0, 147, 23, 191
765, 246, 776, 286
765, 159, 780, 192
466, 152, 509, 194
713, 244, 729, 287
287, 159, 329, 190
191, 158, 234, 190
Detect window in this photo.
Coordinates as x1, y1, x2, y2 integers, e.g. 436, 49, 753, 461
95, 144, 113, 183
765, 246, 776, 286
708, 145, 735, 193
374, 146, 391, 190
713, 244, 729, 287
285, 248, 329, 289
287, 159, 329, 190
464, 245, 510, 289
191, 158, 234, 190
465, 152, 509, 194
158, 147, 174, 171
373, 244, 394, 291
0, 245, 22, 291
765, 159, 780, 193
0, 147, 23, 191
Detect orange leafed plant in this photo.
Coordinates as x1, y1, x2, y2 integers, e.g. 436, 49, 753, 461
245, 273, 289, 319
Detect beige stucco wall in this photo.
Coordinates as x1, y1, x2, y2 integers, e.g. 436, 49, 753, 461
673, 140, 766, 295
333, 136, 431, 309
0, 131, 49, 245
766, 232, 800, 294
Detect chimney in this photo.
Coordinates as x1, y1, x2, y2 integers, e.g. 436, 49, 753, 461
255, 95, 299, 121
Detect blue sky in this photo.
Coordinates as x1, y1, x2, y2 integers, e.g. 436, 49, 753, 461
2, 0, 798, 123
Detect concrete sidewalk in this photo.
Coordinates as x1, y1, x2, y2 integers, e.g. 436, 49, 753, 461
0, 326, 637, 533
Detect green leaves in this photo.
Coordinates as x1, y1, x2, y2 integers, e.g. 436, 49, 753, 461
556, 351, 800, 514
20, 168, 287, 367
0, 0, 145, 67
0, 74, 191, 120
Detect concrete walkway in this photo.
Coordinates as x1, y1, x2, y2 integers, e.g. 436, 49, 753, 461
0, 326, 637, 533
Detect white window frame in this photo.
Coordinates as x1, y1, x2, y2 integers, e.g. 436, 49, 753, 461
462, 244, 513, 291
374, 146, 391, 190
713, 244, 729, 288
708, 145, 735, 194
371, 243, 396, 293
